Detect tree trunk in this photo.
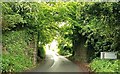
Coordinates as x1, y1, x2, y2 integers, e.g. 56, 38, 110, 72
73, 32, 88, 63
33, 38, 37, 65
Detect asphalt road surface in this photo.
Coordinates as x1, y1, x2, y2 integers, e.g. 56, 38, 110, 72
29, 50, 82, 72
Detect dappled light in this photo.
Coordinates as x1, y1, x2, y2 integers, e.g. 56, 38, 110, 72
45, 39, 59, 53
46, 49, 59, 62
45, 39, 59, 61
2, 2, 120, 73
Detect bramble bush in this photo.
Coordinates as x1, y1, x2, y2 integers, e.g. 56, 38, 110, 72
90, 58, 120, 73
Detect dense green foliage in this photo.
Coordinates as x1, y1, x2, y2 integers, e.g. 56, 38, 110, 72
37, 46, 46, 59
2, 30, 34, 72
56, 2, 120, 60
57, 22, 73, 56
80, 3, 120, 58
90, 58, 120, 73
2, 2, 120, 72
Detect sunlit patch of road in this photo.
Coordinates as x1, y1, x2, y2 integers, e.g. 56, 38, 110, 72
29, 49, 82, 72
46, 49, 59, 62
29, 39, 83, 72
46, 49, 82, 72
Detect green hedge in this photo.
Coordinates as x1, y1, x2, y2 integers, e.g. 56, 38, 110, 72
2, 30, 34, 72
90, 58, 120, 73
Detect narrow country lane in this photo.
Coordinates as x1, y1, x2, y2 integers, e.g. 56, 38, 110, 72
29, 50, 83, 72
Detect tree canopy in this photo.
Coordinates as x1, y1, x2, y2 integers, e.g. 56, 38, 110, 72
2, 2, 120, 72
